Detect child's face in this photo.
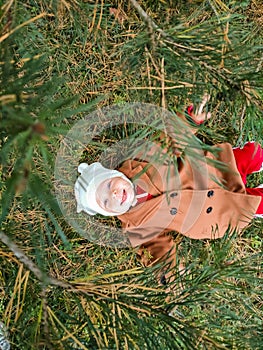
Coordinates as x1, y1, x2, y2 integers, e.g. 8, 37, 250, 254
96, 177, 135, 215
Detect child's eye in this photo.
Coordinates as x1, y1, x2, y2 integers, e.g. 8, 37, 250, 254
104, 199, 108, 207
107, 181, 111, 189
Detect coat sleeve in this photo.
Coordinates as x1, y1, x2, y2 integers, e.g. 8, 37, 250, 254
156, 111, 201, 157
157, 94, 212, 157
136, 231, 183, 285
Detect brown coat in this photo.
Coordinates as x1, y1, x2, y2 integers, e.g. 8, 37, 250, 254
117, 133, 260, 276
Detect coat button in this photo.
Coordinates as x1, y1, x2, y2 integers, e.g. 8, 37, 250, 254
160, 274, 167, 285
170, 192, 178, 198
206, 206, 213, 214
207, 190, 214, 198
170, 208, 177, 215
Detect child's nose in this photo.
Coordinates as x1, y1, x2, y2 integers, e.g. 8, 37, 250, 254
112, 189, 121, 199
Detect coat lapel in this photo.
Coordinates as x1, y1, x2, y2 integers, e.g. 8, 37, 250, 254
119, 160, 163, 196
120, 195, 162, 227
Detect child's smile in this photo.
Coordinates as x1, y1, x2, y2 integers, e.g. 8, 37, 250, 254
96, 176, 135, 214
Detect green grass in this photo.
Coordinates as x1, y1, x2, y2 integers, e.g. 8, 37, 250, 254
0, 0, 263, 349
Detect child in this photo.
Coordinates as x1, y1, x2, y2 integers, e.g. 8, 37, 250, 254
74, 98, 263, 283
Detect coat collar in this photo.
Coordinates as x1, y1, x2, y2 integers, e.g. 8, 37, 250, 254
118, 160, 163, 196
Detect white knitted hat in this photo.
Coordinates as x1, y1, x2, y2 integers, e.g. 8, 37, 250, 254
74, 162, 133, 216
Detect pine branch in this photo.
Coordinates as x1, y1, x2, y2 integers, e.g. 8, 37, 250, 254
129, 0, 171, 41
0, 13, 50, 44
0, 231, 70, 289
129, 0, 260, 104
129, 0, 188, 53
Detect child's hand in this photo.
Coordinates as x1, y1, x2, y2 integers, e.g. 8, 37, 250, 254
186, 93, 212, 125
